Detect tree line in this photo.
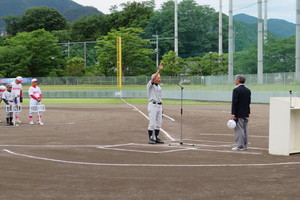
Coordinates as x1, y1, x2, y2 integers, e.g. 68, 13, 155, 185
0, 0, 296, 78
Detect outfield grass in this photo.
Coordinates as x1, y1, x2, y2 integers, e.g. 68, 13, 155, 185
21, 84, 300, 92
21, 98, 228, 105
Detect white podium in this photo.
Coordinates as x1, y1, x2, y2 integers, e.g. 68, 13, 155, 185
269, 97, 300, 156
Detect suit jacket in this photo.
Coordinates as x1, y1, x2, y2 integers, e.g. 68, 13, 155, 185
231, 85, 251, 118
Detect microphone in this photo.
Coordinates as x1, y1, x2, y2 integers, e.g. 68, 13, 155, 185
290, 90, 293, 108
177, 83, 184, 89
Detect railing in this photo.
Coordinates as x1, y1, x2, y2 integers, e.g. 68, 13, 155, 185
36, 72, 298, 86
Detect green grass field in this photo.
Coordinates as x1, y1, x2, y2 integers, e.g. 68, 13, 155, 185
21, 84, 300, 92
21, 98, 228, 105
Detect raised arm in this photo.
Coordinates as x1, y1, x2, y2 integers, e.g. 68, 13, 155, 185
151, 63, 163, 83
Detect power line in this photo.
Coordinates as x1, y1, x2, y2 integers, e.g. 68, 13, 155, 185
233, 2, 258, 12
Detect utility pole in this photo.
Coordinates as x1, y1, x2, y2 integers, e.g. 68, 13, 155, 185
174, 0, 179, 56
219, 0, 223, 67
264, 0, 268, 43
84, 42, 87, 67
153, 31, 159, 66
228, 0, 233, 83
258, 0, 264, 84
67, 41, 70, 58
209, 52, 213, 75
296, 0, 300, 80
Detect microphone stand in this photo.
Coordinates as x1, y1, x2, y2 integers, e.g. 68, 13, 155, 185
169, 83, 194, 147
178, 84, 184, 145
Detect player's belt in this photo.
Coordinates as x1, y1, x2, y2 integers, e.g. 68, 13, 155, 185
153, 102, 162, 105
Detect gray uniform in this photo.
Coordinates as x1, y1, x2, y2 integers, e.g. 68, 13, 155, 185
2, 90, 17, 118
147, 81, 163, 131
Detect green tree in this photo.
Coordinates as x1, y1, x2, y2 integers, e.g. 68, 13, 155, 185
96, 27, 155, 76
3, 7, 67, 36
161, 50, 186, 76
65, 57, 85, 77
7, 29, 64, 77
70, 14, 108, 42
264, 36, 295, 73
144, 0, 228, 58
185, 53, 228, 75
51, 30, 72, 43
2, 15, 21, 36
20, 7, 67, 32
234, 36, 295, 74
0, 36, 6, 46
234, 49, 257, 74
0, 45, 31, 77
107, 0, 155, 29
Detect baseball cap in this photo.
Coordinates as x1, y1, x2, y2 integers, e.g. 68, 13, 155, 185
227, 119, 236, 129
6, 83, 12, 88
16, 76, 23, 82
0, 85, 5, 90
31, 78, 38, 82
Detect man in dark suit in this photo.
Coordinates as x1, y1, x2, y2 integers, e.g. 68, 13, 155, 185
231, 75, 251, 151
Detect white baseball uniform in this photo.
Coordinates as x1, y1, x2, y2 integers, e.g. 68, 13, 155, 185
28, 86, 42, 117
11, 82, 22, 100
147, 81, 163, 131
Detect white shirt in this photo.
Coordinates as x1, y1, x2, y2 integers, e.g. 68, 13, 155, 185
11, 82, 22, 97
28, 86, 42, 100
147, 81, 162, 103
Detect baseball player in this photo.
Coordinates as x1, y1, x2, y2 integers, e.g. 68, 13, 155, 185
0, 85, 6, 123
11, 76, 23, 123
28, 78, 43, 125
2, 83, 17, 126
147, 63, 164, 144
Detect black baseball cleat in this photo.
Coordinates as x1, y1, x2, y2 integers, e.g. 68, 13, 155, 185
149, 139, 156, 144
155, 138, 164, 144
9, 117, 14, 126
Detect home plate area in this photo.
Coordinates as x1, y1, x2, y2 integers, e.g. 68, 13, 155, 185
96, 140, 264, 155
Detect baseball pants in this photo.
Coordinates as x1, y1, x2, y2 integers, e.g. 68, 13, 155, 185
6, 111, 13, 118
29, 100, 42, 117
148, 102, 162, 131
234, 118, 249, 149
15, 97, 21, 118
6, 102, 14, 118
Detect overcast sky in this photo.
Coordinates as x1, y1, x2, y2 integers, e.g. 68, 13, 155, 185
72, 0, 296, 23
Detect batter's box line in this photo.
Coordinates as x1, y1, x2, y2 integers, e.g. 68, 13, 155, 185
97, 147, 192, 154
97, 143, 262, 155
97, 142, 194, 154
179, 139, 268, 151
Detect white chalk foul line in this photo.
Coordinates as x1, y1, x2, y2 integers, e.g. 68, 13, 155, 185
4, 149, 300, 167
121, 99, 175, 141
198, 133, 268, 139
162, 114, 175, 122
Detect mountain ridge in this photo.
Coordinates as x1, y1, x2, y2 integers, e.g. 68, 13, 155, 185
0, 0, 102, 31
234, 13, 295, 38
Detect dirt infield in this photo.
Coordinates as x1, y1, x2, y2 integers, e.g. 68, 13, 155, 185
1, 102, 300, 200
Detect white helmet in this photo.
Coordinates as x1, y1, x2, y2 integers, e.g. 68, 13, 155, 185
227, 119, 236, 129
16, 76, 23, 82
0, 85, 5, 91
